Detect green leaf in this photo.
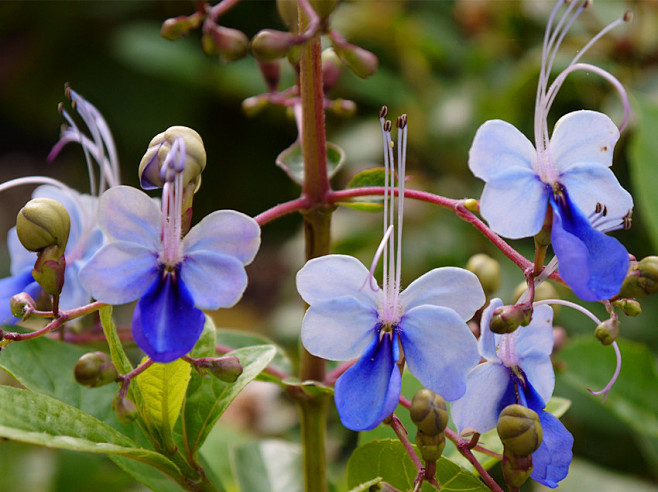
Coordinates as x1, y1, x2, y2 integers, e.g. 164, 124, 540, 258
347, 439, 489, 491
110, 455, 186, 492
190, 315, 218, 359
0, 386, 181, 480
216, 328, 291, 380
181, 345, 276, 457
281, 377, 334, 396
346, 477, 383, 492
231, 440, 302, 492
338, 167, 392, 212
275, 139, 345, 186
629, 94, 658, 249
555, 336, 658, 439
99, 305, 134, 374
0, 328, 141, 438
136, 358, 191, 452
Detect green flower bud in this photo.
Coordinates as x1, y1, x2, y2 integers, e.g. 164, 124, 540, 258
74, 352, 119, 388
10, 292, 36, 320
331, 35, 378, 79
594, 318, 620, 346
16, 198, 70, 253
619, 256, 658, 298
501, 452, 533, 488
242, 95, 270, 117
415, 430, 446, 462
497, 404, 543, 457
490, 304, 532, 334
161, 13, 203, 41
201, 25, 249, 62
466, 253, 501, 295
139, 126, 206, 190
251, 29, 294, 61
276, 0, 298, 28
309, 0, 340, 18
112, 395, 138, 424
197, 355, 243, 383
612, 298, 642, 317
410, 389, 448, 436
462, 199, 479, 212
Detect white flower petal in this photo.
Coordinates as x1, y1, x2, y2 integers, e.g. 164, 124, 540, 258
469, 119, 537, 181
450, 362, 512, 435
296, 255, 380, 309
78, 241, 159, 304
480, 167, 550, 239
183, 210, 260, 265
399, 305, 480, 401
301, 296, 378, 361
98, 186, 161, 250
550, 110, 619, 172
400, 267, 485, 321
180, 250, 248, 310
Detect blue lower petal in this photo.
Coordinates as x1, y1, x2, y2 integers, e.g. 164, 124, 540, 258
334, 334, 400, 431
550, 193, 629, 301
131, 269, 206, 363
522, 381, 573, 488
0, 270, 39, 325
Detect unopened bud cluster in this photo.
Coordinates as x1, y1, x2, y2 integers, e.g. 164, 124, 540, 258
497, 404, 543, 487
410, 389, 448, 462
619, 256, 658, 298
74, 352, 119, 388
194, 355, 243, 383
594, 318, 620, 346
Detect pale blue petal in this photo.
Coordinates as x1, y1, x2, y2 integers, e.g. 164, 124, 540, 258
550, 110, 619, 172
8, 228, 35, 275
59, 263, 91, 311
296, 255, 380, 309
450, 362, 512, 435
468, 119, 537, 181
399, 267, 485, 321
478, 298, 503, 363
180, 250, 247, 310
301, 296, 378, 361
513, 304, 554, 359
560, 163, 633, 224
480, 168, 550, 239
132, 274, 206, 363
399, 305, 480, 401
519, 353, 555, 406
78, 241, 159, 304
334, 335, 399, 431
183, 210, 261, 265
98, 186, 161, 250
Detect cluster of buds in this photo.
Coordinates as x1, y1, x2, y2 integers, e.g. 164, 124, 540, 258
497, 404, 543, 487
619, 256, 658, 299
16, 197, 71, 313
410, 389, 449, 463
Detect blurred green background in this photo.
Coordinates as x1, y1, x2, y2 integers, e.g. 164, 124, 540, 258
1, 1, 657, 490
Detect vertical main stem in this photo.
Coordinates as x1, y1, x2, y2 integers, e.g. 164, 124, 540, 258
297, 8, 331, 492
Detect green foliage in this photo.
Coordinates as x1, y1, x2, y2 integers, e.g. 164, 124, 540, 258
276, 139, 345, 186
339, 167, 394, 212
629, 94, 658, 250
181, 345, 276, 459
232, 440, 303, 492
0, 386, 181, 479
347, 439, 489, 491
